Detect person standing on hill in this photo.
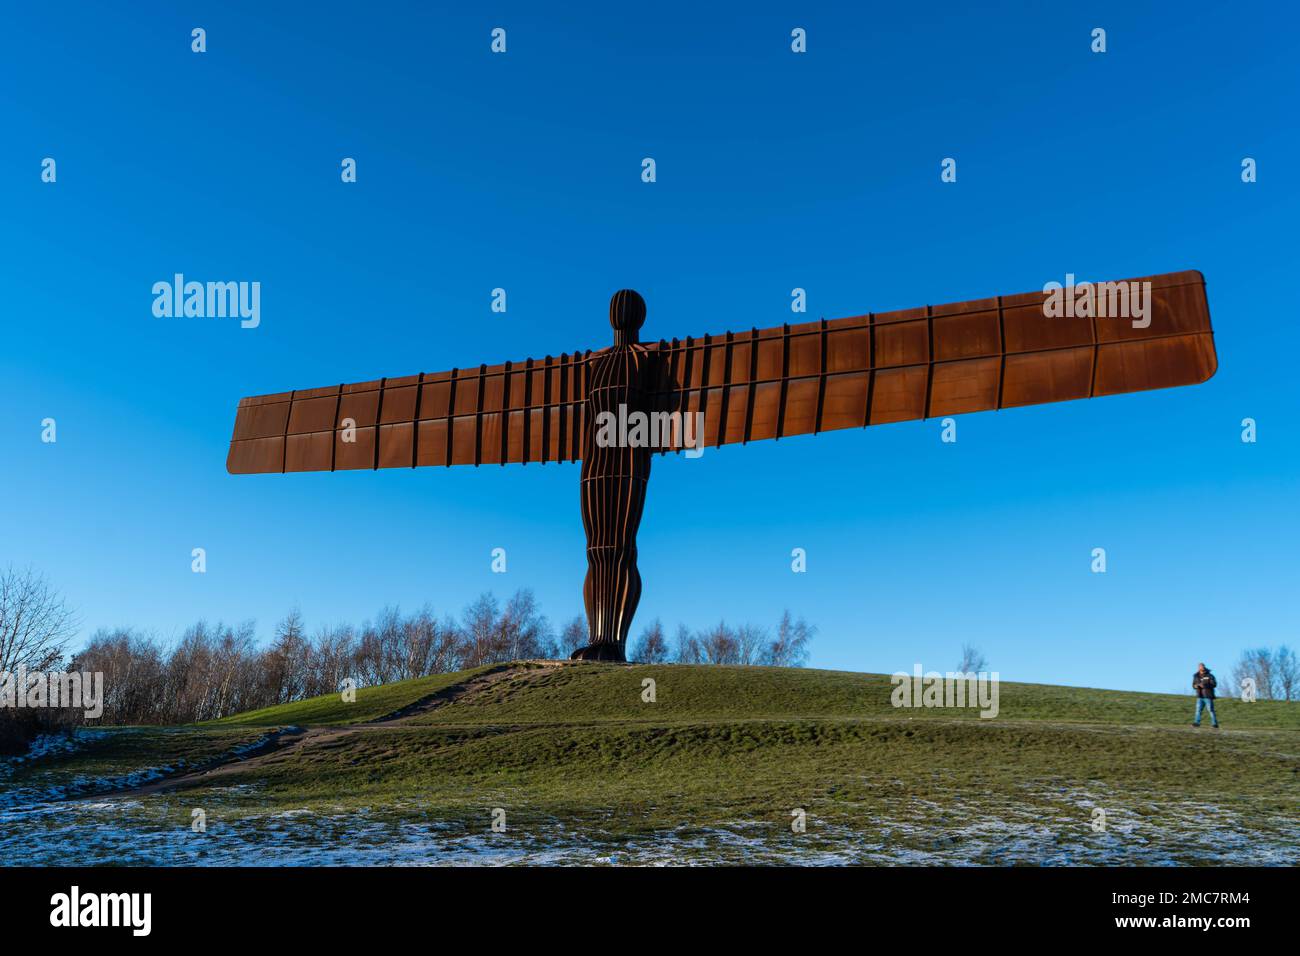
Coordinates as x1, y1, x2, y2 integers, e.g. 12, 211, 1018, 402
1192, 662, 1220, 728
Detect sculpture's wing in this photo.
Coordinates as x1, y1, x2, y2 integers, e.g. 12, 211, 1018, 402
227, 350, 595, 473
644, 270, 1216, 452
228, 271, 1215, 472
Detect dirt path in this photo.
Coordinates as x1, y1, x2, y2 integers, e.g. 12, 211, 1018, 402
363, 659, 565, 723
98, 660, 569, 799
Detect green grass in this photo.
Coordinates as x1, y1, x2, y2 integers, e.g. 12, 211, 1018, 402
209, 661, 1300, 730
0, 726, 267, 801
204, 665, 499, 727
5, 663, 1297, 864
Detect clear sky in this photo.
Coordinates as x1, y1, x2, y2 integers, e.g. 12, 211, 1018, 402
3, 2, 1296, 693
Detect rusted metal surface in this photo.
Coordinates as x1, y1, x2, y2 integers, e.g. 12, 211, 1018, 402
645, 269, 1214, 449
228, 270, 1214, 473
227, 271, 1216, 661
573, 291, 653, 660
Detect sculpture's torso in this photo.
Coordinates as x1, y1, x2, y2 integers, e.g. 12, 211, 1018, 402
582, 344, 655, 481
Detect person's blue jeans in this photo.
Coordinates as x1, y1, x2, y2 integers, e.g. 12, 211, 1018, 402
1194, 697, 1218, 727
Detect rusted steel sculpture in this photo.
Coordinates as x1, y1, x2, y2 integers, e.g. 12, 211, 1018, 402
576, 290, 655, 659
228, 270, 1217, 662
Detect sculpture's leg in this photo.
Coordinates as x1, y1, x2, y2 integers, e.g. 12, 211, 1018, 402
573, 469, 647, 663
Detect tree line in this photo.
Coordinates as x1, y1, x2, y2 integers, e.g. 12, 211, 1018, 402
1, 566, 813, 738
71, 597, 814, 724
1231, 645, 1298, 701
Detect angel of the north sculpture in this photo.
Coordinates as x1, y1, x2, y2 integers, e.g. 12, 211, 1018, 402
227, 269, 1216, 662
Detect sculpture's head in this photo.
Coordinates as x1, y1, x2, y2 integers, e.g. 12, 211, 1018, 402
609, 289, 646, 346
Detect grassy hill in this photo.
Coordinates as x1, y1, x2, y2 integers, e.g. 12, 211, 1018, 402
205, 667, 497, 727
4, 662, 1297, 865
209, 660, 1300, 728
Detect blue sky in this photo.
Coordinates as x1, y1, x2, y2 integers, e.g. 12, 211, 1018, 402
3, 2, 1296, 693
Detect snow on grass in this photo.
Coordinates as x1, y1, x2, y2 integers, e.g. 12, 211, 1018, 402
1, 788, 1295, 866
0, 728, 282, 810
0, 731, 91, 776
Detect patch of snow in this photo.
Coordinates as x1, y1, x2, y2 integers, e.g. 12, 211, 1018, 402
1, 794, 1295, 866
0, 732, 85, 778
0, 728, 279, 810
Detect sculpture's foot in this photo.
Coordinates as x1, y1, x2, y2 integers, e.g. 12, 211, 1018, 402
569, 642, 627, 663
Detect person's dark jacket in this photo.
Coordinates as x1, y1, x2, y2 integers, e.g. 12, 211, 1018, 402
1193, 669, 1217, 699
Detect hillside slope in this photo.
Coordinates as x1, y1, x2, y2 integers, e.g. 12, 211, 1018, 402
3, 662, 1297, 865
209, 660, 1300, 729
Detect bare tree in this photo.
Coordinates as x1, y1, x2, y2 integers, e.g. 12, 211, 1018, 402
264, 608, 310, 704
957, 643, 988, 674
558, 616, 588, 658
72, 628, 167, 723
0, 567, 78, 673
674, 624, 701, 664
1275, 645, 1298, 702
700, 621, 739, 664
500, 590, 552, 660
421, 611, 463, 675
210, 621, 259, 719
1233, 646, 1297, 701
459, 593, 505, 667
308, 622, 356, 698
354, 607, 417, 686
0, 568, 81, 752
631, 619, 669, 663
1233, 647, 1277, 700
762, 611, 813, 667
395, 607, 434, 680
736, 624, 767, 665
